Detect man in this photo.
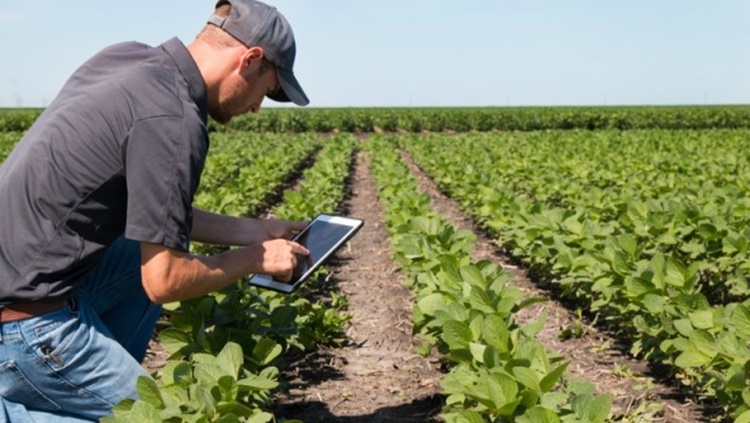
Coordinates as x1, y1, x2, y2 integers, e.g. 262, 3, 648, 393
0, 1, 310, 421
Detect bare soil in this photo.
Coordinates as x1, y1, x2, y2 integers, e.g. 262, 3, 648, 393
272, 150, 444, 422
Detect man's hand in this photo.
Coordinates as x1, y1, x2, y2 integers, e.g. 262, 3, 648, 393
258, 238, 310, 281
261, 219, 309, 241
140, 239, 309, 304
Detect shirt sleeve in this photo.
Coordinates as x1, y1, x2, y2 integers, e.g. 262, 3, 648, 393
123, 115, 207, 251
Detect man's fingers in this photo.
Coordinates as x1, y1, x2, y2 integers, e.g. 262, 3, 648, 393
273, 219, 308, 237
258, 238, 308, 280
276, 271, 293, 282
289, 241, 310, 256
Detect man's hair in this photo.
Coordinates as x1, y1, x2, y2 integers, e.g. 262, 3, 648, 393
197, 3, 275, 77
197, 4, 244, 48
258, 58, 273, 76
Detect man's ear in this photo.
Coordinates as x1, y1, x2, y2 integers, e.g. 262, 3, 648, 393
239, 46, 265, 71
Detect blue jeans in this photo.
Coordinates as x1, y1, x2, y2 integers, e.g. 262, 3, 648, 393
0, 237, 163, 422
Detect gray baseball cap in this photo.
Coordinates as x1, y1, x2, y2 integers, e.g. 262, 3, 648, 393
208, 0, 309, 106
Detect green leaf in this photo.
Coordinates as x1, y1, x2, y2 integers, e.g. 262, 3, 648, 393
217, 375, 239, 402
482, 345, 500, 368
540, 362, 570, 392
172, 362, 193, 387
194, 362, 229, 385
111, 398, 136, 413
540, 392, 568, 410
160, 361, 191, 386
216, 402, 255, 418
625, 276, 653, 297
641, 294, 665, 314
445, 410, 485, 423
468, 286, 494, 313
513, 366, 542, 395
516, 406, 560, 423
136, 376, 165, 410
481, 314, 510, 352
588, 394, 612, 423
237, 373, 279, 391
617, 234, 637, 257
416, 293, 446, 316
162, 301, 181, 312
440, 365, 474, 395
515, 296, 548, 313
253, 338, 283, 366
689, 330, 718, 357
217, 342, 243, 378
673, 319, 694, 337
664, 258, 688, 287
469, 342, 487, 365
216, 413, 241, 423
158, 328, 191, 356
688, 310, 714, 330
674, 350, 711, 368
130, 400, 162, 423
460, 265, 487, 288
566, 379, 596, 396
191, 384, 217, 416
737, 410, 750, 423
269, 305, 297, 327
732, 305, 750, 339
612, 251, 630, 275
485, 370, 515, 407
679, 241, 705, 257
442, 320, 473, 350
246, 411, 275, 423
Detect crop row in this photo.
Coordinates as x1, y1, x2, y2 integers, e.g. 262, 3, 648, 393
107, 134, 358, 422
401, 131, 750, 421
411, 130, 750, 302
3, 106, 750, 134
194, 133, 319, 219
0, 109, 40, 132
0, 132, 23, 162
222, 106, 750, 133
366, 135, 613, 422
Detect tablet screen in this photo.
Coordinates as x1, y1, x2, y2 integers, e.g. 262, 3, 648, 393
287, 220, 354, 281
247, 214, 363, 293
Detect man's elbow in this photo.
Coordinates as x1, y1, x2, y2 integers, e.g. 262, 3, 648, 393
140, 242, 183, 304
141, 273, 175, 305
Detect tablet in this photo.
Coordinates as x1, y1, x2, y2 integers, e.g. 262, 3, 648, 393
247, 214, 364, 293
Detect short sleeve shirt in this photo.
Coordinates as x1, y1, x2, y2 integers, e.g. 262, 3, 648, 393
0, 38, 209, 302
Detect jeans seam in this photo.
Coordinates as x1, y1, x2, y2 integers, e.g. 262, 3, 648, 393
0, 360, 63, 412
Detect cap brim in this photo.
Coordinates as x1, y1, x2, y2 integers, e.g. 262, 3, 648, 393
267, 68, 309, 106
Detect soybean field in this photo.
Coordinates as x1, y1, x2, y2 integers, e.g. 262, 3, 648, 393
1, 106, 749, 423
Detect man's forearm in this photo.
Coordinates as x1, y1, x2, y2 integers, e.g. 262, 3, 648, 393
191, 207, 265, 245
140, 238, 308, 304
141, 243, 261, 304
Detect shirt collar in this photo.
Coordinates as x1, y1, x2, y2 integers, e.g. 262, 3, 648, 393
160, 37, 207, 117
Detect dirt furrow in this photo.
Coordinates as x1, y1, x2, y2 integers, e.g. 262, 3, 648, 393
400, 149, 706, 422
275, 150, 444, 422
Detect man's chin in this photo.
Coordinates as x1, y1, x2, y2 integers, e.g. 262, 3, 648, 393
208, 110, 232, 125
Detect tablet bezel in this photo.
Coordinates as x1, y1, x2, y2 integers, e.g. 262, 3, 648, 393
246, 214, 363, 293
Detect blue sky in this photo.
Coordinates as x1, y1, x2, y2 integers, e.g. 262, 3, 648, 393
0, 1, 748, 108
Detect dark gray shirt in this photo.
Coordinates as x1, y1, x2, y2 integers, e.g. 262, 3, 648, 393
0, 38, 209, 302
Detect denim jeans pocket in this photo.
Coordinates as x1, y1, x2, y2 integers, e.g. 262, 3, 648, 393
28, 306, 80, 371
0, 360, 62, 412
